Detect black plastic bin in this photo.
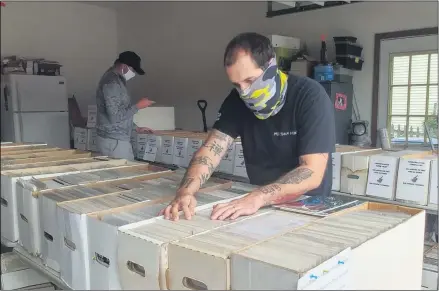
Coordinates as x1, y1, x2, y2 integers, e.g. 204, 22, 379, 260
335, 41, 363, 57
336, 55, 364, 71
333, 36, 357, 43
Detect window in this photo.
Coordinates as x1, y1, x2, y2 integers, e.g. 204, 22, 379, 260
388, 52, 438, 145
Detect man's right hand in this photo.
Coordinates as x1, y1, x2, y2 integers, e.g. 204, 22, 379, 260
160, 194, 197, 221
136, 98, 155, 109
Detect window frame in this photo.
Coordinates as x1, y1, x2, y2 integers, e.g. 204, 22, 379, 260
387, 51, 438, 146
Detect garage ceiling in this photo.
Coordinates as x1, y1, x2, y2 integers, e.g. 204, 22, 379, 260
267, 1, 360, 17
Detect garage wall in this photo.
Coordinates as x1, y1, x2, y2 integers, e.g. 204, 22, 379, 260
117, 1, 437, 132
1, 2, 118, 115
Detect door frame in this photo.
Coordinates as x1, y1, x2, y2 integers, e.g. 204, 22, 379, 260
371, 27, 438, 146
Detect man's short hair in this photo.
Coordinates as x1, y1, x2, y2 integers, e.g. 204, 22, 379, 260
223, 32, 275, 69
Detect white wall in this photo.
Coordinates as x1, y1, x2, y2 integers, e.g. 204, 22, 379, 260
1, 2, 118, 115
116, 1, 437, 132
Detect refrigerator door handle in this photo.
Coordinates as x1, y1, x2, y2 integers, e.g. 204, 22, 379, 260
3, 86, 9, 111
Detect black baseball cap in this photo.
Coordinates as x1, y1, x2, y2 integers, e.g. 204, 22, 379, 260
117, 51, 145, 75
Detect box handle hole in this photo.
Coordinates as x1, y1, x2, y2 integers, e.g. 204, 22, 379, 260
44, 232, 53, 242
64, 237, 76, 251
1, 197, 8, 207
126, 261, 145, 277
95, 252, 110, 268
20, 214, 28, 223
182, 277, 208, 290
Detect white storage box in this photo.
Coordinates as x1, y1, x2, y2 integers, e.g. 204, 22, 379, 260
136, 133, 149, 159
142, 134, 162, 163
233, 142, 247, 178
160, 135, 175, 164
231, 202, 425, 290
173, 137, 189, 167
86, 128, 97, 152
73, 127, 87, 150
396, 155, 437, 205
218, 142, 237, 175
86, 183, 240, 290
340, 150, 384, 196
186, 137, 206, 167
1, 156, 114, 244
366, 150, 432, 200
429, 159, 438, 205
332, 146, 382, 191
16, 163, 161, 259
168, 211, 317, 290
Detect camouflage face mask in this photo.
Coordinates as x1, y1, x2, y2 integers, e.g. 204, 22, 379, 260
237, 58, 288, 120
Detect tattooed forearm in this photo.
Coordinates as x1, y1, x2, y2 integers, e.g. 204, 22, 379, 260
211, 130, 233, 144
180, 176, 195, 189
277, 168, 314, 184
199, 173, 209, 187
259, 184, 281, 195
203, 141, 224, 157
189, 156, 215, 175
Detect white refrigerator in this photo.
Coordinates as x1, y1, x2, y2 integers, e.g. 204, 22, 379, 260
1, 74, 70, 148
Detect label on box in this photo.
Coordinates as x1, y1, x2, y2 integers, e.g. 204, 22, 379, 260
218, 143, 237, 174
136, 134, 148, 159
430, 159, 438, 205
86, 105, 97, 128
86, 129, 97, 152
366, 156, 398, 200
161, 136, 174, 164
74, 127, 87, 150
187, 138, 204, 166
173, 137, 188, 167
331, 153, 341, 191
396, 158, 431, 205
233, 143, 247, 177
143, 135, 161, 162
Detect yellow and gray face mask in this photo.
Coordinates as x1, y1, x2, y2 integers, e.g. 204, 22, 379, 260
237, 58, 288, 120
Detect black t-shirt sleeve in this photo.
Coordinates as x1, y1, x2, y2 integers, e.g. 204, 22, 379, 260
212, 90, 243, 139
297, 80, 336, 156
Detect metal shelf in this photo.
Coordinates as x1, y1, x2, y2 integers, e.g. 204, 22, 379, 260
332, 191, 438, 215
12, 245, 72, 290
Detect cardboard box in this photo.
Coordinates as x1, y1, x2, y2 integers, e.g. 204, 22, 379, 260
218, 142, 237, 175
340, 150, 384, 196
38, 166, 169, 273
117, 208, 269, 290
86, 183, 236, 290
16, 163, 159, 259
332, 146, 382, 191
130, 129, 137, 155
173, 137, 189, 167
86, 105, 97, 128
74, 127, 87, 150
160, 135, 175, 164
2, 148, 62, 157
133, 107, 175, 130
86, 128, 97, 152
396, 155, 437, 205
233, 143, 247, 178
231, 203, 425, 290
136, 133, 148, 159
1, 142, 46, 148
1, 144, 51, 153
366, 150, 432, 200
0, 157, 115, 244
142, 134, 163, 163
429, 159, 438, 205
167, 211, 318, 290
1, 154, 93, 171
57, 174, 229, 289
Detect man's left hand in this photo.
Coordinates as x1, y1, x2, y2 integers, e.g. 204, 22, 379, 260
136, 127, 154, 134
210, 193, 265, 221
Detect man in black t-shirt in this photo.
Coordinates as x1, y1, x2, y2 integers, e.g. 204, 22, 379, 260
161, 33, 336, 221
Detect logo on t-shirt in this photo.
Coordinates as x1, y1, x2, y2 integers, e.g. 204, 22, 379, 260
216, 112, 222, 121
273, 131, 297, 137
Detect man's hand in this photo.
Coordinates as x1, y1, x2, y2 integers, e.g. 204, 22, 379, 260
159, 193, 197, 221
210, 193, 264, 221
136, 98, 155, 109
136, 127, 154, 134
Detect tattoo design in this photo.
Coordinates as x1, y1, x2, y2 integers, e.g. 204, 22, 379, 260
199, 173, 209, 187
277, 168, 314, 184
211, 130, 233, 143
189, 156, 215, 174
180, 176, 195, 189
259, 184, 281, 195
203, 141, 224, 157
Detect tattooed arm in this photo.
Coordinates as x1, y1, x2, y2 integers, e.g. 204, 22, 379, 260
177, 129, 234, 196
253, 153, 329, 206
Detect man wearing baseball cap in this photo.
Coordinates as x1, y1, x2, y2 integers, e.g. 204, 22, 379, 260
96, 51, 155, 160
